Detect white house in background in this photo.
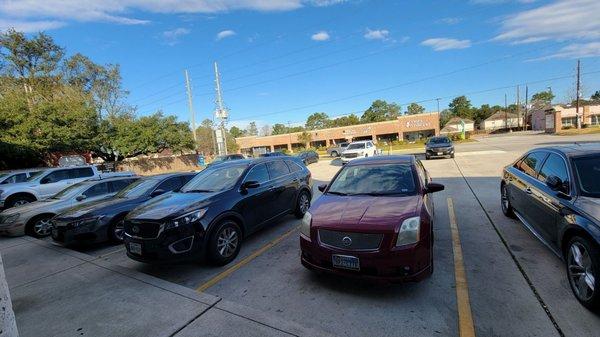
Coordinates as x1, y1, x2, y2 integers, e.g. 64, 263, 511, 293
440, 117, 474, 134
481, 111, 520, 131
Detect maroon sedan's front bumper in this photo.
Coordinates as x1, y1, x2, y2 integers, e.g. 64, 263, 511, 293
300, 234, 432, 283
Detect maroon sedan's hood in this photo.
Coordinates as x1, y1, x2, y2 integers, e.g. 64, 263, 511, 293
310, 194, 421, 231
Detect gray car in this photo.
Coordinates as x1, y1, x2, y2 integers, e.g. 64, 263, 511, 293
0, 176, 138, 238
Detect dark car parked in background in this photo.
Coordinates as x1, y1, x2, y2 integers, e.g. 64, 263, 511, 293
425, 136, 454, 160
501, 144, 600, 310
260, 152, 288, 157
123, 157, 312, 266
208, 154, 245, 167
51, 173, 195, 246
300, 155, 444, 282
296, 150, 319, 165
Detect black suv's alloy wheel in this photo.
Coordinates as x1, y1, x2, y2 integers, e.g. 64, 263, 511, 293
208, 220, 242, 266
295, 191, 311, 219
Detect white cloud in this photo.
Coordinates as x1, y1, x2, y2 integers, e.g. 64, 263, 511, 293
162, 27, 190, 45
0, 19, 66, 32
364, 28, 389, 40
311, 31, 330, 41
421, 38, 471, 51
494, 0, 600, 44
216, 29, 236, 41
0, 1, 346, 31
0, 0, 346, 30
529, 42, 600, 61
437, 17, 462, 25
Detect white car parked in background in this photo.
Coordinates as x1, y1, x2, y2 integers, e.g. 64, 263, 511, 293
340, 141, 378, 163
0, 166, 134, 210
0, 169, 45, 185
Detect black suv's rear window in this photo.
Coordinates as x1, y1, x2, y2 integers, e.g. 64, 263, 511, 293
573, 155, 600, 198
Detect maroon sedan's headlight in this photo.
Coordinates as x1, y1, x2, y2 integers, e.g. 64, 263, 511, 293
300, 212, 312, 239
396, 216, 420, 246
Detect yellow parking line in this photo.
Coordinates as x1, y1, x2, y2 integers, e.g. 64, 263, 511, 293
447, 198, 476, 337
196, 225, 299, 293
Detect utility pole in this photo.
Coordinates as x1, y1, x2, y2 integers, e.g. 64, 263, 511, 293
516, 85, 521, 130
524, 85, 529, 131
576, 59, 582, 129
504, 93, 508, 130
184, 70, 198, 151
436, 98, 441, 113
214, 62, 229, 155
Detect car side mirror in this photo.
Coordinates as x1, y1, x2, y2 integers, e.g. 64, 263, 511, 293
76, 195, 87, 202
242, 181, 260, 190
318, 184, 327, 192
150, 189, 166, 197
425, 182, 445, 194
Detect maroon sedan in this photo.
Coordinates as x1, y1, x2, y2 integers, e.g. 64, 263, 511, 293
300, 155, 444, 282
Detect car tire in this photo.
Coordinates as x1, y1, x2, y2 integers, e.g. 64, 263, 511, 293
208, 220, 242, 266
451, 153, 455, 159
566, 236, 600, 311
27, 214, 54, 238
500, 183, 515, 218
294, 190, 311, 219
425, 155, 430, 160
331, 151, 338, 157
6, 195, 35, 208
108, 217, 126, 243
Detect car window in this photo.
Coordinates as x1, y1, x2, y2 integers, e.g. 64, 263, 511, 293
71, 167, 94, 179
573, 155, 600, 198
182, 165, 247, 192
267, 160, 291, 179
538, 154, 569, 187
328, 163, 416, 195
1, 173, 27, 184
347, 143, 365, 150
285, 160, 303, 173
244, 163, 270, 183
156, 177, 183, 192
109, 179, 136, 193
42, 169, 71, 183
180, 174, 195, 185
116, 179, 158, 198
517, 152, 547, 177
415, 161, 427, 187
83, 182, 109, 198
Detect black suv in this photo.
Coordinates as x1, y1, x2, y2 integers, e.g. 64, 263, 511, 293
501, 144, 600, 310
123, 157, 312, 265
425, 136, 455, 160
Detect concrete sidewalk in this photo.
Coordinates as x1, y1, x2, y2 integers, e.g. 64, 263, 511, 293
0, 236, 334, 337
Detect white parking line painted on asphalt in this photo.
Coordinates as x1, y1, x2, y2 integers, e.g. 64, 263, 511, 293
455, 150, 505, 156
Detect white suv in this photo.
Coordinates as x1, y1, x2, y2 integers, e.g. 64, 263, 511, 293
340, 141, 378, 163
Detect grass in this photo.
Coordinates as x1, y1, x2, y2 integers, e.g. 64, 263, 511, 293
556, 126, 600, 136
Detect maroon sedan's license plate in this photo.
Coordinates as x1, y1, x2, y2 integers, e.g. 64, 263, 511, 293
332, 254, 360, 271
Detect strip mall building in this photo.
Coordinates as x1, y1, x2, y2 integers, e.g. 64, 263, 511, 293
235, 112, 440, 155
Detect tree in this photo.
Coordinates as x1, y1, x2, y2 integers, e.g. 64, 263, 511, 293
448, 96, 473, 119
229, 126, 244, 138
195, 119, 216, 155
472, 104, 499, 127
297, 131, 312, 146
305, 112, 330, 130
272, 123, 288, 135
246, 122, 258, 136
330, 114, 360, 127
361, 100, 401, 123
439, 109, 453, 128
406, 103, 425, 115
591, 90, 600, 102
531, 90, 555, 108
260, 124, 272, 136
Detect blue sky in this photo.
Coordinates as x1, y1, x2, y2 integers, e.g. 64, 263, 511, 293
1, 0, 600, 130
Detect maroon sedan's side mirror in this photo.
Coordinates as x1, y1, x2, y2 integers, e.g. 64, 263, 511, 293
318, 184, 327, 192
425, 182, 444, 194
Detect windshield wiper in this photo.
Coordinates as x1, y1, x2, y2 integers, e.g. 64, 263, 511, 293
185, 189, 215, 193
326, 191, 348, 196
353, 192, 407, 196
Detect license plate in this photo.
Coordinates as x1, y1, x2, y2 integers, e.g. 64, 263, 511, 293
332, 254, 360, 271
437, 152, 442, 155
129, 242, 142, 255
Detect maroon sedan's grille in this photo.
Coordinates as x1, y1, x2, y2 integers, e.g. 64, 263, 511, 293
318, 230, 383, 251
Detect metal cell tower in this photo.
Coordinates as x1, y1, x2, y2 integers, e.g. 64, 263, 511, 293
214, 62, 229, 155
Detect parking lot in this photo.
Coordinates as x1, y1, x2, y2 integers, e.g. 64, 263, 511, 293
34, 132, 595, 337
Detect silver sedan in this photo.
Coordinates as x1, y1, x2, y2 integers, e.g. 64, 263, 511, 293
0, 176, 138, 237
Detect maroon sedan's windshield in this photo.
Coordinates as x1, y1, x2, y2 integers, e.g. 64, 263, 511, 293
327, 163, 417, 196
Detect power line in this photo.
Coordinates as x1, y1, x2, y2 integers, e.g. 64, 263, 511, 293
229, 69, 599, 123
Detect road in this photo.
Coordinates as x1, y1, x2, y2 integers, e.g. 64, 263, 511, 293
83, 132, 600, 337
